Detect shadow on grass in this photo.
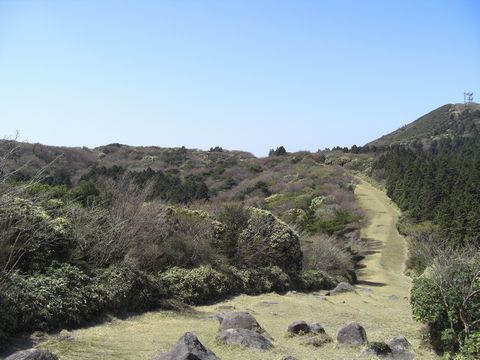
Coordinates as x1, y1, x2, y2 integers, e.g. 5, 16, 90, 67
356, 280, 387, 287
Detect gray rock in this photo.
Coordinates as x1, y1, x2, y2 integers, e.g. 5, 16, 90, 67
153, 332, 219, 360
327, 282, 355, 295
364, 341, 393, 357
386, 336, 414, 359
217, 312, 264, 333
5, 349, 58, 360
336, 322, 368, 346
216, 328, 273, 350
56, 329, 75, 342
308, 323, 326, 334
287, 321, 311, 335
283, 357, 298, 360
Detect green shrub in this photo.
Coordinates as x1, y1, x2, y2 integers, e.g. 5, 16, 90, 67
93, 264, 166, 313
297, 270, 337, 291
0, 291, 16, 348
0, 197, 73, 273
236, 208, 303, 273
160, 266, 229, 304
215, 204, 250, 259
226, 266, 290, 295
411, 266, 480, 354
3, 264, 95, 331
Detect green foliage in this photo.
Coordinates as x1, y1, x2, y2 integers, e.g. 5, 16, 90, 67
236, 208, 303, 273
133, 168, 209, 203
269, 146, 287, 157
160, 266, 229, 305
69, 181, 100, 206
0, 197, 73, 273
93, 265, 166, 313
215, 204, 250, 259
80, 165, 126, 182
2, 264, 95, 331
411, 263, 480, 354
411, 277, 445, 324
226, 266, 290, 295
299, 207, 358, 235
297, 270, 338, 291
373, 137, 480, 243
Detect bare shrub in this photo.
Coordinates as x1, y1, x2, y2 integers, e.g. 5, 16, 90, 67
302, 235, 353, 275
68, 176, 155, 267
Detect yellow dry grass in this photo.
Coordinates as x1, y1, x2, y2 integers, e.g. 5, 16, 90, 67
41, 179, 437, 360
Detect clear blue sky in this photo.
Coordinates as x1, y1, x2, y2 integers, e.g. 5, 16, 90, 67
0, 0, 479, 156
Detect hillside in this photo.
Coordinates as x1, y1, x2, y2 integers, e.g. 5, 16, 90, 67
367, 102, 480, 148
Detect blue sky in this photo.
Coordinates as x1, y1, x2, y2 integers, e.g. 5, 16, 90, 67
0, 0, 479, 156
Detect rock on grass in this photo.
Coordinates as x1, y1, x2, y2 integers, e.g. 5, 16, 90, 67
216, 328, 273, 350
153, 332, 219, 360
336, 322, 368, 346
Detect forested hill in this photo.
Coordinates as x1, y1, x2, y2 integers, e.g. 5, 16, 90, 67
367, 102, 480, 149
367, 104, 480, 356
372, 136, 480, 243
369, 102, 480, 243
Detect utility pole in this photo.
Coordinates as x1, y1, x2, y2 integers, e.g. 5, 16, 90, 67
464, 92, 474, 104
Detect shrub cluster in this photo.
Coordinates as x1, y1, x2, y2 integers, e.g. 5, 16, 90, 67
0, 262, 339, 348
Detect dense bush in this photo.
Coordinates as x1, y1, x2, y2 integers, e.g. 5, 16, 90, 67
297, 270, 338, 291
93, 265, 166, 313
227, 266, 290, 295
214, 203, 249, 259
302, 235, 353, 275
410, 253, 480, 355
0, 196, 72, 273
236, 208, 303, 273
160, 266, 229, 304
1, 264, 95, 332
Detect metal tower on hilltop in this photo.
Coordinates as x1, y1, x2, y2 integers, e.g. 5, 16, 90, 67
464, 92, 474, 104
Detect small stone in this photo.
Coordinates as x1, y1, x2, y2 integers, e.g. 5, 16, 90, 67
287, 321, 311, 335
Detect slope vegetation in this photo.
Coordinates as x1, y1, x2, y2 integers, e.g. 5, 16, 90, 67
368, 103, 480, 148
38, 179, 436, 360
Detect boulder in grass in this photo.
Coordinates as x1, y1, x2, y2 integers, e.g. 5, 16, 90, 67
386, 336, 414, 359
287, 321, 311, 335
364, 341, 393, 357
336, 322, 368, 346
216, 328, 273, 350
217, 312, 264, 333
326, 282, 355, 296
308, 323, 326, 334
5, 349, 58, 360
153, 332, 219, 360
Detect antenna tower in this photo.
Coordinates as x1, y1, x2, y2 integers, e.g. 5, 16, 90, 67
464, 92, 474, 104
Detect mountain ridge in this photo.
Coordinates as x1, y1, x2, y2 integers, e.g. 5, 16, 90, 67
367, 102, 480, 148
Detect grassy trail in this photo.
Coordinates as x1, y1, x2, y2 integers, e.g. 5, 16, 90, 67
41, 179, 436, 360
